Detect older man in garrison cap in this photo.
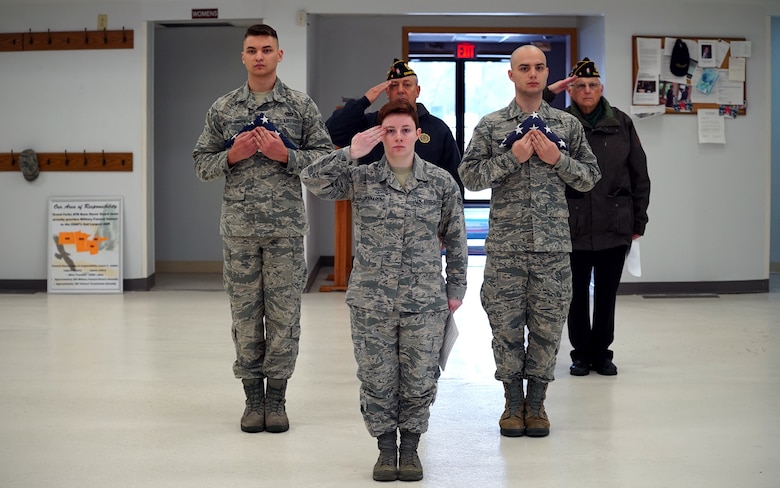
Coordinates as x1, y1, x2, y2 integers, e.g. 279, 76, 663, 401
326, 58, 465, 195
545, 57, 651, 378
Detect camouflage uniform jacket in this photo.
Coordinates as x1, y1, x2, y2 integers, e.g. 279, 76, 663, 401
193, 79, 333, 237
301, 148, 468, 313
459, 100, 601, 253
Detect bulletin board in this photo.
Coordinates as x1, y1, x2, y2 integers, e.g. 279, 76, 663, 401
631, 35, 747, 115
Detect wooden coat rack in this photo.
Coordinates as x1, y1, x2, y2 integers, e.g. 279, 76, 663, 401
0, 28, 133, 52
0, 152, 133, 172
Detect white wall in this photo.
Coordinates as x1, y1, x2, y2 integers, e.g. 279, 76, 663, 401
772, 17, 780, 270
0, 0, 776, 290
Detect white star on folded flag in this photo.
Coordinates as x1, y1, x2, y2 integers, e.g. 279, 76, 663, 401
498, 112, 567, 149
224, 113, 299, 150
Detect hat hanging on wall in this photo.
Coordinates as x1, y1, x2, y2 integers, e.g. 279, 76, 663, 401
19, 149, 40, 182
670, 38, 690, 76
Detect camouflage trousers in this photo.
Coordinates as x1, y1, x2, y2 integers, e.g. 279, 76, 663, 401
349, 306, 448, 437
222, 235, 307, 381
480, 251, 572, 383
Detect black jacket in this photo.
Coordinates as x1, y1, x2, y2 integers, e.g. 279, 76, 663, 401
325, 96, 464, 195
564, 98, 651, 251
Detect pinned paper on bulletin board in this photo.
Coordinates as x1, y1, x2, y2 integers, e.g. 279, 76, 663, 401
631, 35, 747, 115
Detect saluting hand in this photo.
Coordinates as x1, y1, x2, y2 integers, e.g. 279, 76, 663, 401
349, 125, 385, 160
364, 81, 390, 104
549, 75, 577, 95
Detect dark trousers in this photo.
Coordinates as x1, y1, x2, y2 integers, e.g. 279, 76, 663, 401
567, 245, 628, 364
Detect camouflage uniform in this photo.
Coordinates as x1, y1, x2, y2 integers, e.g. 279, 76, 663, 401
458, 100, 600, 384
193, 79, 333, 380
301, 147, 468, 435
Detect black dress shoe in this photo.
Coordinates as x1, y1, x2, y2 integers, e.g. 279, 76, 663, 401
594, 359, 618, 376
569, 359, 590, 376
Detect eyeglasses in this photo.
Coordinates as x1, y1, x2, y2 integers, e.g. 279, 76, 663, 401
571, 82, 601, 91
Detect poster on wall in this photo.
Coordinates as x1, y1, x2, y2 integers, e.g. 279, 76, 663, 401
47, 197, 123, 293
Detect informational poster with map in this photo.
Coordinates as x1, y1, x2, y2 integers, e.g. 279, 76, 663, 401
47, 197, 123, 293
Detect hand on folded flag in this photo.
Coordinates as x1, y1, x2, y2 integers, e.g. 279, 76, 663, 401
224, 113, 299, 150
498, 112, 567, 150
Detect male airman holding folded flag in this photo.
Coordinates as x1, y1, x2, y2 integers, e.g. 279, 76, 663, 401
458, 44, 600, 439
193, 23, 332, 435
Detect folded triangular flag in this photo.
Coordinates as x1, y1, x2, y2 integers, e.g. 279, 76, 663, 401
498, 112, 567, 150
224, 113, 299, 150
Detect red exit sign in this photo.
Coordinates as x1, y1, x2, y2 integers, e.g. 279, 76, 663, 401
456, 43, 476, 59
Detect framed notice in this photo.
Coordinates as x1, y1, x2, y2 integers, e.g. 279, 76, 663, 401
47, 197, 123, 293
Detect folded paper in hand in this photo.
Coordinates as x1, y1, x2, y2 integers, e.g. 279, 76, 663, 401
438, 313, 459, 371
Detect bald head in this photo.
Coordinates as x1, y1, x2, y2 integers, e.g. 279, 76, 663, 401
510, 44, 546, 66
508, 44, 549, 108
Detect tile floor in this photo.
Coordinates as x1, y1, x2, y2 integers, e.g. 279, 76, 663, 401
1, 260, 779, 487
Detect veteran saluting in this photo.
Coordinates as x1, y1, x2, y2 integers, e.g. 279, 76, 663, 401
326, 58, 464, 196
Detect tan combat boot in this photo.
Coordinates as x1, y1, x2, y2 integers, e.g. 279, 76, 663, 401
240, 378, 264, 433
373, 431, 398, 482
499, 379, 525, 437
265, 378, 289, 433
524, 379, 550, 437
398, 431, 423, 481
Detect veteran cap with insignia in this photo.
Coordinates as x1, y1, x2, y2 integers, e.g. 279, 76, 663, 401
670, 38, 690, 77
386, 58, 416, 80
569, 57, 600, 78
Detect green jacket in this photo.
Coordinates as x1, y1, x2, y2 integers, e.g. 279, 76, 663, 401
565, 97, 651, 250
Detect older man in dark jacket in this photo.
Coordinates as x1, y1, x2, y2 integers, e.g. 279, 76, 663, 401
547, 58, 651, 377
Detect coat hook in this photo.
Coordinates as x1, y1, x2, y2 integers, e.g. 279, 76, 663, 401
28, 28, 32, 44
84, 28, 89, 44
47, 29, 52, 45
65, 150, 69, 166
10, 149, 15, 167
104, 28, 108, 44
83, 150, 88, 166
122, 27, 126, 43
102, 150, 106, 166
121, 159, 126, 166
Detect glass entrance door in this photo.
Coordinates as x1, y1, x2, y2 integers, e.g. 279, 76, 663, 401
411, 59, 511, 202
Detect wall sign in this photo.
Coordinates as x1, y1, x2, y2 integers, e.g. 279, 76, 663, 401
47, 197, 123, 293
192, 9, 218, 19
